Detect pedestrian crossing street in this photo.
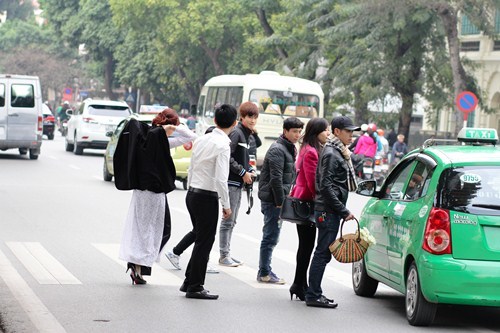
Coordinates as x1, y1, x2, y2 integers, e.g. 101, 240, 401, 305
1, 236, 391, 292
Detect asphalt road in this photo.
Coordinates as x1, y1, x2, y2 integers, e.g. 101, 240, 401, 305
0, 133, 499, 333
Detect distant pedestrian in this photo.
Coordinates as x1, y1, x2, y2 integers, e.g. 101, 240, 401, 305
181, 104, 237, 300
289, 117, 329, 301
306, 116, 359, 308
391, 134, 408, 166
117, 108, 196, 285
257, 117, 304, 284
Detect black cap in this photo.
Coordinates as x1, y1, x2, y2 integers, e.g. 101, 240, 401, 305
331, 116, 361, 131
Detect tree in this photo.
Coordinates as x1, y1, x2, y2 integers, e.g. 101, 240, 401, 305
0, 0, 34, 21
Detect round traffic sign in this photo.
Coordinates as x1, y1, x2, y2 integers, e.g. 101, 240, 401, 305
456, 91, 478, 113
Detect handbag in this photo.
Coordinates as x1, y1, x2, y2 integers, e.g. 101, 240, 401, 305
279, 196, 315, 225
329, 217, 368, 263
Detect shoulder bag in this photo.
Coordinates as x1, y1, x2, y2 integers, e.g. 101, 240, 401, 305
329, 217, 368, 263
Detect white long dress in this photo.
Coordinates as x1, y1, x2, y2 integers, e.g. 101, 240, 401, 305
118, 125, 197, 268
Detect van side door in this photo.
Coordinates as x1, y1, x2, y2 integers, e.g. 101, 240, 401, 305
7, 82, 37, 141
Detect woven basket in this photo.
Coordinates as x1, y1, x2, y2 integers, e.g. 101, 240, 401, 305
329, 218, 369, 263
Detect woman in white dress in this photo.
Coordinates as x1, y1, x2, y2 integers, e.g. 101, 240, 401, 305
117, 108, 197, 284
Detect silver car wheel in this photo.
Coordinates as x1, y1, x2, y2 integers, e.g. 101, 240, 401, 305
406, 266, 418, 318
352, 260, 362, 288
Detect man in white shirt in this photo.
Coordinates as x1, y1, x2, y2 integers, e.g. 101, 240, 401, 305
181, 104, 237, 300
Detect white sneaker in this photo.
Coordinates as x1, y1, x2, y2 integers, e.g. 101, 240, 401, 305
165, 251, 181, 270
206, 264, 219, 274
219, 256, 240, 267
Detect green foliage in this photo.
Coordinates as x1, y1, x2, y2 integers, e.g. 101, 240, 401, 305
0, 0, 34, 21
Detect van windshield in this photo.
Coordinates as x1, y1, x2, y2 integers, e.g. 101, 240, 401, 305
88, 105, 131, 117
438, 166, 500, 216
249, 89, 319, 118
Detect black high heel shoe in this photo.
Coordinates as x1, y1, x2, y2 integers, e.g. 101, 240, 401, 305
289, 284, 306, 301
127, 263, 147, 285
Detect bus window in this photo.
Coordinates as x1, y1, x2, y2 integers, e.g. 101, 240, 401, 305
205, 87, 218, 118
196, 95, 206, 117
227, 87, 243, 109
249, 89, 319, 118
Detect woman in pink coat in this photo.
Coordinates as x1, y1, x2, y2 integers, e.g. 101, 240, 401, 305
289, 117, 330, 301
354, 124, 377, 158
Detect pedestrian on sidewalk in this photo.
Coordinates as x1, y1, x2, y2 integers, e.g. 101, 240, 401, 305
181, 104, 237, 300
218, 101, 259, 267
257, 117, 304, 284
116, 108, 196, 285
305, 116, 359, 308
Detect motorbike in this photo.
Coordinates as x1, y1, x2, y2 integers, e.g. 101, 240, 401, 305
352, 154, 374, 181
373, 155, 389, 186
59, 118, 69, 137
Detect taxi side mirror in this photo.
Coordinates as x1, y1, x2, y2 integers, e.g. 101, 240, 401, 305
356, 180, 377, 196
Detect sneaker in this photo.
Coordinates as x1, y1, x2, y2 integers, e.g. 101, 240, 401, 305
257, 271, 285, 284
165, 251, 181, 270
218, 257, 240, 267
231, 257, 243, 265
206, 264, 219, 274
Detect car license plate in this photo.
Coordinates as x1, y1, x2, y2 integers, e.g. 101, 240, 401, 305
363, 167, 373, 174
105, 125, 116, 132
374, 165, 382, 172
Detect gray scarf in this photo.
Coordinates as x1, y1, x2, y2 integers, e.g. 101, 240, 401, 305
330, 136, 358, 192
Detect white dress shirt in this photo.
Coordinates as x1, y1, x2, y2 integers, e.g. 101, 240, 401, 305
188, 127, 231, 209
168, 124, 198, 148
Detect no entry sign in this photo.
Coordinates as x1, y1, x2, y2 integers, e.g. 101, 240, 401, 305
456, 91, 478, 120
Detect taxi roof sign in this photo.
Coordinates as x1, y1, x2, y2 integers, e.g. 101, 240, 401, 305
457, 127, 498, 145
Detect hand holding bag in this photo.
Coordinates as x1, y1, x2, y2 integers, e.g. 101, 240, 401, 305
279, 196, 315, 225
329, 217, 368, 263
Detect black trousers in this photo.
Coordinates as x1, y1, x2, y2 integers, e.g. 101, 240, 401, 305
292, 223, 316, 288
130, 195, 171, 276
183, 190, 219, 292
173, 231, 196, 256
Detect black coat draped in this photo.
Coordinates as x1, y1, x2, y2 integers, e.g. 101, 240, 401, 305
113, 118, 176, 194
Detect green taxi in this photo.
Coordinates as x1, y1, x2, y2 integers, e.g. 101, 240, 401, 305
103, 114, 193, 189
354, 128, 500, 326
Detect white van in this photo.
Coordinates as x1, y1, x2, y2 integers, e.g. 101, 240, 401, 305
0, 74, 43, 160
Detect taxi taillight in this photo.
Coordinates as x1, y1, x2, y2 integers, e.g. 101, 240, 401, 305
422, 208, 451, 255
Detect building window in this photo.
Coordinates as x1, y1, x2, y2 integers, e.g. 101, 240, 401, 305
461, 15, 480, 35
494, 41, 500, 51
460, 41, 480, 52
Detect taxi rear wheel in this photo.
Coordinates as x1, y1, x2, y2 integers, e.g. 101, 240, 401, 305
406, 262, 437, 326
352, 258, 378, 297
103, 158, 112, 182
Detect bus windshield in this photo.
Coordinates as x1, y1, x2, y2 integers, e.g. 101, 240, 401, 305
250, 89, 319, 118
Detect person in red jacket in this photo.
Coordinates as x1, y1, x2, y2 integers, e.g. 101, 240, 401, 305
288, 117, 330, 301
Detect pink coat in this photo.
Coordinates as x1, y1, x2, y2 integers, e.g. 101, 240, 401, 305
290, 145, 318, 201
354, 134, 377, 158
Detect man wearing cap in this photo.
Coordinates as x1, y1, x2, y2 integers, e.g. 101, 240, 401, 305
305, 115, 359, 309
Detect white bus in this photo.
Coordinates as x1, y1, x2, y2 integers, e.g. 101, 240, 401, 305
196, 71, 324, 165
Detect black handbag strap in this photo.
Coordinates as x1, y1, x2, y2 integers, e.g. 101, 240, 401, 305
338, 217, 361, 242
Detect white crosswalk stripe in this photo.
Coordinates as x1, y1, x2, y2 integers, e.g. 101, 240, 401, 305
7, 242, 81, 285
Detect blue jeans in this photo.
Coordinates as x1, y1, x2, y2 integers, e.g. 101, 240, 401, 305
306, 211, 341, 301
258, 201, 282, 277
219, 186, 242, 258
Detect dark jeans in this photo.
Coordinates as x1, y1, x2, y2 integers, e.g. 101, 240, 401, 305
306, 211, 340, 301
292, 223, 316, 288
183, 191, 219, 292
258, 201, 282, 277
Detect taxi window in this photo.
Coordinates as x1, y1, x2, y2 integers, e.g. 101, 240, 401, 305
438, 166, 500, 216
383, 161, 413, 200
403, 161, 433, 201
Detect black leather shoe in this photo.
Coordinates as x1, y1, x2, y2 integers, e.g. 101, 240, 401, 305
179, 283, 187, 293
306, 298, 338, 308
186, 290, 219, 300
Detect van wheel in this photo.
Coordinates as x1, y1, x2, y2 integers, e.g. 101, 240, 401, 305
73, 134, 83, 155
65, 137, 74, 152
103, 158, 113, 181
406, 262, 437, 326
352, 258, 378, 297
19, 148, 28, 155
29, 149, 39, 160
182, 179, 188, 190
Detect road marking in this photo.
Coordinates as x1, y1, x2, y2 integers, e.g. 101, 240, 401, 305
0, 248, 66, 332
7, 242, 81, 285
92, 243, 183, 286
68, 164, 80, 170
48, 155, 57, 160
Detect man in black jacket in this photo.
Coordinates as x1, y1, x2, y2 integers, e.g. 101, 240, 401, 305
257, 117, 304, 284
305, 116, 359, 308
218, 102, 259, 267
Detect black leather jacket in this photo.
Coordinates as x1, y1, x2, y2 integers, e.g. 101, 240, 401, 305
258, 135, 296, 206
228, 122, 253, 188
314, 143, 350, 218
